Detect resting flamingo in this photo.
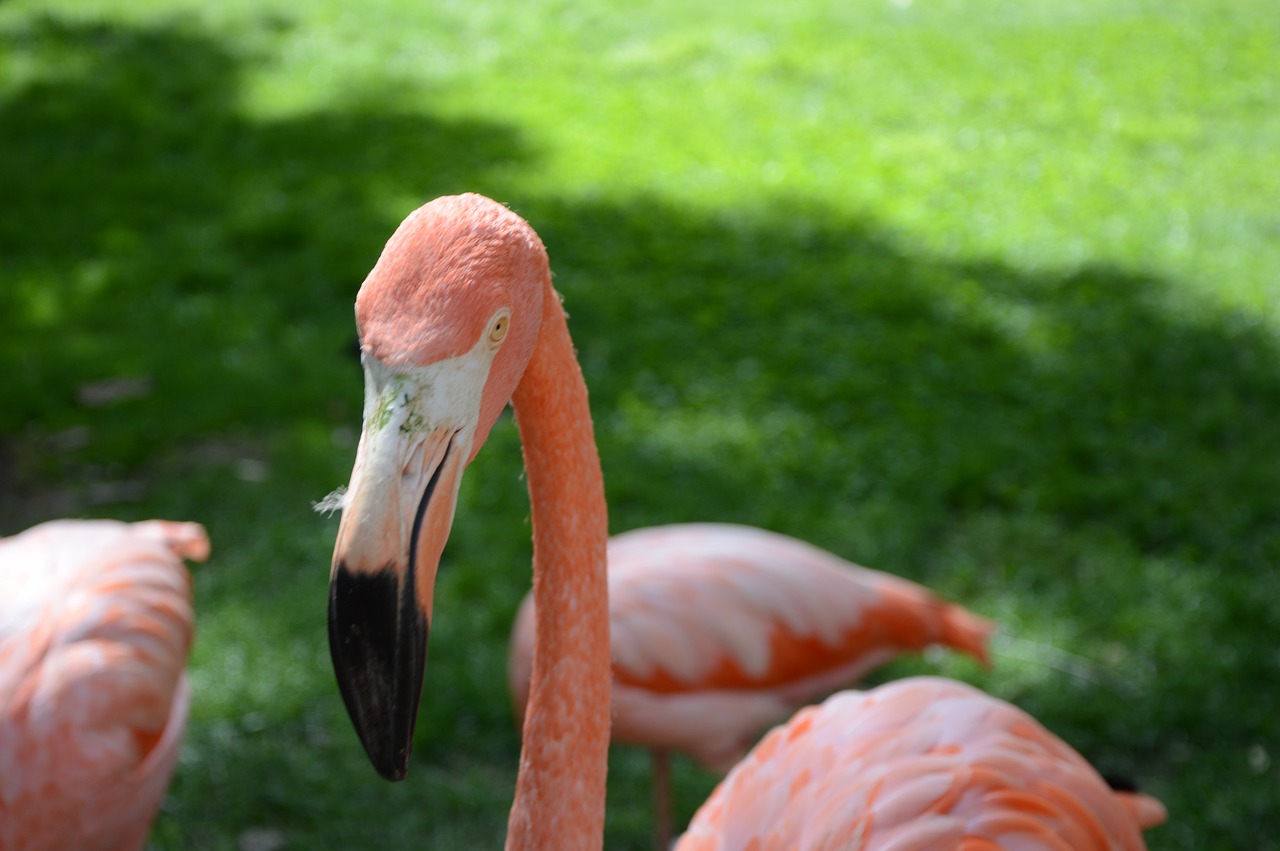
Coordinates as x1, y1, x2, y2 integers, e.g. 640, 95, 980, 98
324, 193, 1165, 850
677, 676, 1167, 850
0, 518, 209, 851
507, 521, 995, 846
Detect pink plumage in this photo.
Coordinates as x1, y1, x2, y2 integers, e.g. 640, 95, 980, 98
0, 519, 209, 851
676, 676, 1167, 851
508, 522, 994, 773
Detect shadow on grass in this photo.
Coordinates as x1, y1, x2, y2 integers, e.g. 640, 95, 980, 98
0, 13, 533, 518
2, 12, 1277, 851
528, 196, 1280, 571
526, 195, 1279, 847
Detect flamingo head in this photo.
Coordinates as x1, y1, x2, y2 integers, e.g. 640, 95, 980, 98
328, 194, 547, 780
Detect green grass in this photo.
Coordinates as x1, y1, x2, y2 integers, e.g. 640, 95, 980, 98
1, 0, 1277, 848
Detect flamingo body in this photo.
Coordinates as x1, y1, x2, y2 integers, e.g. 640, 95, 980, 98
676, 676, 1167, 851
508, 522, 994, 772
0, 519, 208, 851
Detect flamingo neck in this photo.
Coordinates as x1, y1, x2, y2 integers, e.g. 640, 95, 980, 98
506, 283, 610, 851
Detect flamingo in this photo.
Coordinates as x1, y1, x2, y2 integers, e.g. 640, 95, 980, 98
326, 193, 610, 850
676, 676, 1167, 850
506, 521, 995, 846
325, 193, 1165, 850
0, 518, 209, 851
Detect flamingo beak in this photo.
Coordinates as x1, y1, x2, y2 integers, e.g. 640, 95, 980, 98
328, 410, 468, 781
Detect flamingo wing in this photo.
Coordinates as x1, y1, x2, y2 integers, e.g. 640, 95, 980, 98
675, 676, 1166, 851
608, 523, 992, 694
509, 523, 993, 771
0, 519, 208, 851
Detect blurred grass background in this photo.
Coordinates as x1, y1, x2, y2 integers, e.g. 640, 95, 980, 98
1, 0, 1277, 847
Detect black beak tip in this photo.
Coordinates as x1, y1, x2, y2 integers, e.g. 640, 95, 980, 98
369, 746, 410, 783
328, 562, 429, 782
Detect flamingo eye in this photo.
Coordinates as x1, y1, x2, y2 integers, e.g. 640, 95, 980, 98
489, 312, 510, 344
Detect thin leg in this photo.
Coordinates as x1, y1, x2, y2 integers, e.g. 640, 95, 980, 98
652, 748, 672, 851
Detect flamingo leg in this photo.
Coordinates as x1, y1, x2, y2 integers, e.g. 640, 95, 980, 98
652, 748, 673, 851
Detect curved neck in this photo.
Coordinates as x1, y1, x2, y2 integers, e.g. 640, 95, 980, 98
506, 283, 610, 851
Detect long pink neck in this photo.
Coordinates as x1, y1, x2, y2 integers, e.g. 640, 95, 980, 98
506, 283, 610, 850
